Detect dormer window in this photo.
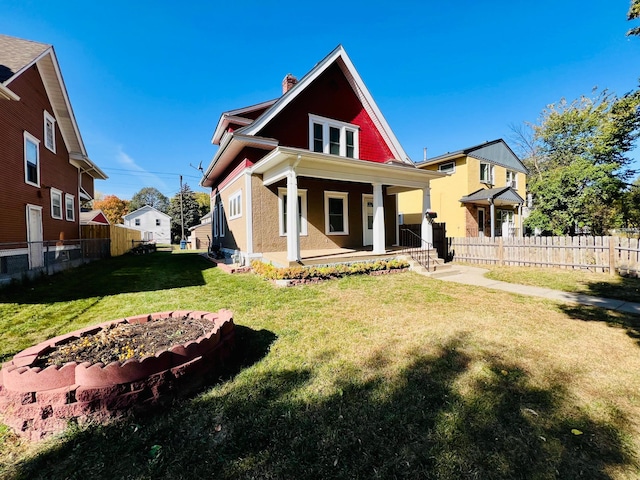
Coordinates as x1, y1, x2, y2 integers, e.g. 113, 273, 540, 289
44, 111, 56, 153
309, 114, 359, 159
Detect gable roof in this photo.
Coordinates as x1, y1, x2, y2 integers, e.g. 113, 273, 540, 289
0, 34, 107, 180
420, 139, 528, 174
211, 99, 278, 145
460, 186, 524, 206
123, 205, 172, 219
238, 45, 410, 163
80, 209, 110, 225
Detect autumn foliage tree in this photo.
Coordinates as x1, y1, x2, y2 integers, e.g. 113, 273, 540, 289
93, 195, 130, 225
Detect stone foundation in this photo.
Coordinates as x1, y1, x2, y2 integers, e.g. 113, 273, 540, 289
0, 309, 235, 441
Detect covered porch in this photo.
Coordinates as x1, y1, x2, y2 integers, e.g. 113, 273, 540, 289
460, 187, 525, 238
251, 146, 445, 263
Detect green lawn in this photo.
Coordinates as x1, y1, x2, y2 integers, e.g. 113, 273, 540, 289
2, 252, 640, 479
481, 265, 640, 303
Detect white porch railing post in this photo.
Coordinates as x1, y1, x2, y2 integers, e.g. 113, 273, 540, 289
421, 185, 433, 244
286, 168, 300, 262
372, 183, 385, 254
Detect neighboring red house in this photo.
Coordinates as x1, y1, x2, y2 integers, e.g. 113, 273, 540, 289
201, 45, 444, 266
0, 34, 107, 274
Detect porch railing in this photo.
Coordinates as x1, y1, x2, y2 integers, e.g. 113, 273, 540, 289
400, 228, 433, 271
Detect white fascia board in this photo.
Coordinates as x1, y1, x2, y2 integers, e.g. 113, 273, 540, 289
0, 83, 20, 101
211, 115, 254, 145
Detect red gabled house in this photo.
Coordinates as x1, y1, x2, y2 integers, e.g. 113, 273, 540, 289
0, 34, 107, 275
201, 45, 443, 266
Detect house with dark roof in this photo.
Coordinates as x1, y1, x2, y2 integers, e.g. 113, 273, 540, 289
398, 139, 528, 238
0, 34, 107, 274
200, 45, 445, 267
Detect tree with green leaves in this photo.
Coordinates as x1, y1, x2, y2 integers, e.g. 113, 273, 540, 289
194, 191, 211, 220
629, 0, 640, 36
167, 184, 200, 242
129, 187, 169, 213
517, 87, 640, 235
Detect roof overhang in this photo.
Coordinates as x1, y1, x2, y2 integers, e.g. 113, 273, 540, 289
460, 187, 524, 207
0, 83, 20, 101
251, 146, 445, 189
70, 152, 108, 180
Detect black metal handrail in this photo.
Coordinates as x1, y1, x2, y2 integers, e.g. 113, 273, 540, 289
400, 228, 434, 271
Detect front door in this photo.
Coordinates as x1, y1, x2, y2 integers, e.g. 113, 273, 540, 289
362, 195, 373, 246
26, 205, 44, 269
477, 208, 485, 237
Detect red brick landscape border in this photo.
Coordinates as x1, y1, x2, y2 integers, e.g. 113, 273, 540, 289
0, 309, 235, 441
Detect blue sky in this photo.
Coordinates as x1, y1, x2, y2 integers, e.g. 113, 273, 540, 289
1, 0, 638, 200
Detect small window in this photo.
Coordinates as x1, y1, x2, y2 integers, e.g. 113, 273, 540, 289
480, 162, 494, 184
229, 191, 242, 219
278, 188, 308, 236
24, 132, 40, 187
155, 219, 161, 226
65, 194, 75, 221
506, 170, 517, 189
51, 189, 63, 219
135, 218, 141, 226
438, 161, 455, 173
309, 114, 359, 159
44, 111, 56, 153
218, 202, 225, 237
324, 191, 349, 235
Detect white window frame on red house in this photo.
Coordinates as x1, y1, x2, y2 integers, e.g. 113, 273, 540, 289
44, 111, 56, 153
51, 188, 63, 220
278, 187, 308, 236
24, 131, 40, 187
65, 193, 75, 221
309, 114, 359, 159
324, 191, 349, 235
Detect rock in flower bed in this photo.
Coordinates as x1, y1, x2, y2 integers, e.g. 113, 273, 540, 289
251, 258, 409, 285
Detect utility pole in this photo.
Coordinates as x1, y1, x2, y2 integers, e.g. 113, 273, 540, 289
179, 175, 185, 241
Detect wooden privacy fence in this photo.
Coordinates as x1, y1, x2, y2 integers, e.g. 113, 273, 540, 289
81, 224, 143, 257
448, 236, 640, 276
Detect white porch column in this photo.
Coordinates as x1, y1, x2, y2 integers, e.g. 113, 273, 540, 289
421, 185, 433, 244
490, 200, 496, 239
286, 168, 300, 262
372, 183, 385, 254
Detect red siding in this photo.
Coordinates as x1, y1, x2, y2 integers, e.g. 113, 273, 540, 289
212, 147, 264, 191
257, 63, 394, 163
0, 64, 83, 245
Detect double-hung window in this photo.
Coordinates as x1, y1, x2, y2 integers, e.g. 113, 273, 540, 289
324, 191, 349, 235
135, 218, 141, 226
506, 170, 517, 189
24, 132, 40, 187
309, 114, 359, 159
156, 219, 161, 226
51, 189, 63, 219
229, 191, 242, 219
480, 162, 494, 184
278, 188, 307, 236
65, 194, 75, 221
44, 111, 56, 153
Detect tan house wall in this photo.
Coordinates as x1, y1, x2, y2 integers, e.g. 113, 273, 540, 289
217, 174, 247, 252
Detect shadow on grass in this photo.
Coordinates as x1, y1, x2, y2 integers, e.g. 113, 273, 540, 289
0, 251, 212, 304
579, 275, 640, 304
8, 339, 637, 480
559, 304, 640, 347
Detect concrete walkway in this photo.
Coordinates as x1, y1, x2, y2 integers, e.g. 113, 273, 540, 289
435, 265, 640, 315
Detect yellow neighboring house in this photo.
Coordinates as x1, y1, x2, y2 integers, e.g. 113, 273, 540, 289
398, 139, 528, 238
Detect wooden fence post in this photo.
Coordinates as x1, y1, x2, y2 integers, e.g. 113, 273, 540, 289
609, 237, 616, 276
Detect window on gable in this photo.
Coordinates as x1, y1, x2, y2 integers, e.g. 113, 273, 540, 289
135, 218, 140, 226
24, 132, 40, 187
44, 111, 56, 153
309, 114, 359, 159
324, 191, 349, 235
480, 162, 494, 184
51, 189, 63, 220
438, 161, 455, 173
156, 219, 161, 226
65, 194, 75, 221
506, 170, 517, 189
229, 191, 242, 220
278, 188, 308, 236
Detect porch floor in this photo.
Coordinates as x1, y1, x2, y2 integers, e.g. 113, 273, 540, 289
262, 246, 406, 268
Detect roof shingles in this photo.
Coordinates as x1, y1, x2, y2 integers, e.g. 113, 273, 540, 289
0, 34, 50, 83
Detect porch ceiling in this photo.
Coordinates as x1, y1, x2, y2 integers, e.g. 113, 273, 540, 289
251, 146, 445, 189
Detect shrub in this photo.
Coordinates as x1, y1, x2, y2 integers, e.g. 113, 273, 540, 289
251, 259, 409, 281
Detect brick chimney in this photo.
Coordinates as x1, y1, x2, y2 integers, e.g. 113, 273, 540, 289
282, 73, 298, 94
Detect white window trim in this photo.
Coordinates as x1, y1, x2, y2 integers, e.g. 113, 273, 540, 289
135, 218, 141, 226
309, 114, 359, 159
506, 170, 518, 189
50, 188, 63, 220
324, 191, 349, 235
155, 218, 161, 226
278, 188, 308, 236
44, 111, 56, 153
24, 131, 40, 187
65, 193, 75, 221
228, 190, 242, 220
480, 162, 495, 184
218, 202, 225, 237
438, 161, 456, 173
